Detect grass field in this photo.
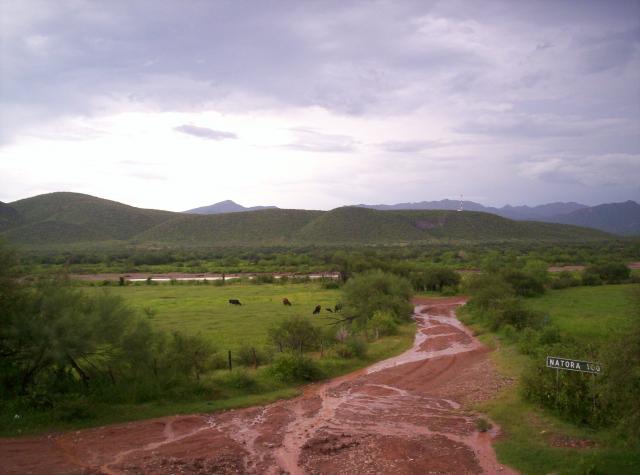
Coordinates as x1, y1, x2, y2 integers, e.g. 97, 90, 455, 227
89, 281, 342, 352
463, 284, 640, 474
523, 284, 638, 344
2, 281, 416, 436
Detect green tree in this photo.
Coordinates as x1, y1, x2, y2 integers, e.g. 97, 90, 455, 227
342, 270, 413, 325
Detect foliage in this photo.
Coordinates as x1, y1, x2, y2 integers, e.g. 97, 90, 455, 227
583, 262, 631, 284
342, 270, 413, 325
268, 315, 320, 353
368, 310, 399, 338
269, 352, 322, 382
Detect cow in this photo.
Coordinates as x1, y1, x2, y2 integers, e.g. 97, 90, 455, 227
313, 305, 321, 315
283, 298, 292, 306
334, 303, 343, 313
228, 299, 242, 306
325, 308, 333, 313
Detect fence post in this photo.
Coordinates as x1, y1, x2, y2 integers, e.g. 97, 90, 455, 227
228, 350, 232, 371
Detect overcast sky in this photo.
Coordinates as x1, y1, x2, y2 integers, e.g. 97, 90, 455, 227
1, 0, 639, 211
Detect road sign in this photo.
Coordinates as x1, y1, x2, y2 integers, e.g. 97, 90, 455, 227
546, 356, 601, 374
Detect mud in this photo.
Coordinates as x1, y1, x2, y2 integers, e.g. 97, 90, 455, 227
0, 297, 516, 474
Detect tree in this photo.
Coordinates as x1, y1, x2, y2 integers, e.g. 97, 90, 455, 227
341, 270, 413, 325
268, 315, 320, 354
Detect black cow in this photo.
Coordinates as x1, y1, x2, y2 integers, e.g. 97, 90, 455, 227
325, 308, 333, 313
228, 299, 242, 306
283, 298, 292, 306
313, 305, 321, 315
334, 303, 343, 312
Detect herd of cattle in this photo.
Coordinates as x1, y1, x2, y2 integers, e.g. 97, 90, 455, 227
228, 298, 342, 314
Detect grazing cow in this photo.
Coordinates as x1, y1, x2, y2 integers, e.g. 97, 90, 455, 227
283, 298, 292, 306
313, 305, 321, 315
325, 308, 333, 313
228, 299, 242, 306
334, 303, 343, 313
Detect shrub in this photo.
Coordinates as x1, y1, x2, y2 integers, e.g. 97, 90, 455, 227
269, 353, 322, 382
342, 270, 413, 325
501, 269, 546, 297
368, 311, 398, 339
549, 271, 581, 289
583, 263, 630, 284
222, 370, 260, 392
236, 345, 268, 368
475, 417, 492, 432
268, 316, 320, 353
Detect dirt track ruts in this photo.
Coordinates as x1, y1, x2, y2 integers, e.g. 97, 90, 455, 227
0, 297, 517, 474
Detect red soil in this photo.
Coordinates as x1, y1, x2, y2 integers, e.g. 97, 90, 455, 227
0, 297, 517, 474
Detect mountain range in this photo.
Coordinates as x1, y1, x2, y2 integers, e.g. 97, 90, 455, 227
185, 200, 277, 214
188, 198, 640, 236
0, 192, 622, 248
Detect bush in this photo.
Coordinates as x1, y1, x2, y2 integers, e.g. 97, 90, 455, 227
55, 398, 93, 421
342, 270, 413, 325
222, 370, 260, 392
269, 353, 322, 382
549, 271, 581, 289
501, 269, 546, 297
236, 345, 269, 368
583, 263, 630, 284
268, 316, 320, 353
368, 311, 398, 339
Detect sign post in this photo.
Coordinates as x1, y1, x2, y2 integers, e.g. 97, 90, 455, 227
546, 356, 602, 413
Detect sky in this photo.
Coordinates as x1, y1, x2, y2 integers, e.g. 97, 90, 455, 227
1, 0, 639, 211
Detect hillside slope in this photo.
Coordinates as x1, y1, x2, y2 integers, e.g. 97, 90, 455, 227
0, 202, 21, 232
295, 207, 611, 243
136, 208, 323, 244
0, 192, 613, 247
6, 192, 177, 242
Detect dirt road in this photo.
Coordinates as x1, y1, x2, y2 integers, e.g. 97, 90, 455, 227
1, 297, 516, 474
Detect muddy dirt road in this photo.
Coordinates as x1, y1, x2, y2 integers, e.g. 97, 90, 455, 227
1, 297, 516, 474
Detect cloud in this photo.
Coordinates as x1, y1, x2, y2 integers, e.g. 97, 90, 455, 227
283, 128, 356, 153
378, 140, 443, 153
174, 124, 237, 140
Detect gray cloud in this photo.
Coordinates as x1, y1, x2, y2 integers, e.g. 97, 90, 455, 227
1, 0, 638, 206
284, 128, 356, 153
174, 124, 237, 140
378, 140, 443, 153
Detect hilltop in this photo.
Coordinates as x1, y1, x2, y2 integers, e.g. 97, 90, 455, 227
185, 200, 278, 214
0, 192, 615, 247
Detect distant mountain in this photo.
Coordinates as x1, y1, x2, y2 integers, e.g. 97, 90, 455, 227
548, 201, 640, 236
496, 202, 588, 221
185, 200, 278, 214
358, 199, 487, 212
356, 199, 640, 235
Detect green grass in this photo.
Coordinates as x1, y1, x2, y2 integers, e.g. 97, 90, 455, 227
89, 282, 342, 352
462, 284, 640, 474
524, 284, 637, 344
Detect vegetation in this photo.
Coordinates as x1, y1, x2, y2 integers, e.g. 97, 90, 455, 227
0, 192, 616, 247
461, 278, 640, 473
0, 244, 417, 436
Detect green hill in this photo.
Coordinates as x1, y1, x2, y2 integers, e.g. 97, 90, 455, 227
0, 192, 613, 247
0, 201, 21, 232
6, 192, 177, 242
137, 208, 323, 245
294, 207, 612, 243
